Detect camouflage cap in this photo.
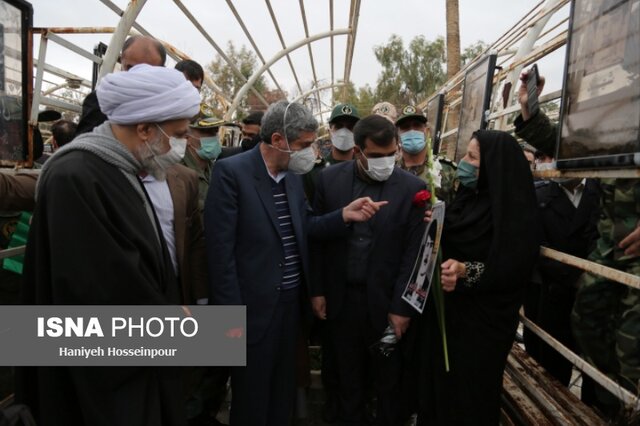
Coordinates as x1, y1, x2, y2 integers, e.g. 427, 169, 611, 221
371, 102, 398, 123
328, 103, 360, 124
395, 105, 427, 126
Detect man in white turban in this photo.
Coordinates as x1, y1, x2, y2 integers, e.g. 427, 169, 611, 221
17, 64, 201, 426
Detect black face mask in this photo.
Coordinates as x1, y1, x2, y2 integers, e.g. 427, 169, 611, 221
241, 134, 261, 151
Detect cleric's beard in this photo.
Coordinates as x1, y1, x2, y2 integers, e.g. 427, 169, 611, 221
136, 137, 168, 181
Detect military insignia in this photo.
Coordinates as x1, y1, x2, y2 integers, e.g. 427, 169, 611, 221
200, 103, 216, 117
403, 105, 416, 115
341, 105, 353, 115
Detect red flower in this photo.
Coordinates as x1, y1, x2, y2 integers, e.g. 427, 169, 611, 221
412, 189, 432, 208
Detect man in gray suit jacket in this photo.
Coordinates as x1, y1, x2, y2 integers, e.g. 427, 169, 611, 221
204, 101, 384, 425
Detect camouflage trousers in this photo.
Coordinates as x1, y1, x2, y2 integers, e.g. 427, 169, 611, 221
571, 260, 640, 406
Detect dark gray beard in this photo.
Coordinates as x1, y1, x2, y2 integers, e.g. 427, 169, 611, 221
136, 138, 168, 181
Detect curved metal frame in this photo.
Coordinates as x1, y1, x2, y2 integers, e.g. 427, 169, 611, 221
291, 82, 346, 103
224, 29, 350, 119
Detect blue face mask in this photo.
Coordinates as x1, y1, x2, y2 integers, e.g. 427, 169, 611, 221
400, 130, 426, 154
456, 159, 479, 189
196, 136, 222, 161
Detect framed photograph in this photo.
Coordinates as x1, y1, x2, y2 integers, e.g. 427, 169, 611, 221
455, 54, 497, 162
402, 201, 445, 314
426, 93, 445, 155
0, 0, 32, 165
556, 0, 640, 169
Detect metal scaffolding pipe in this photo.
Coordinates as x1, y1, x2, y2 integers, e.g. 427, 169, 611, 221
224, 0, 283, 94
265, 0, 303, 94
98, 0, 148, 81
30, 34, 48, 125
100, 0, 181, 64
342, 0, 361, 96
33, 60, 92, 88
32, 27, 116, 34
225, 29, 350, 120
291, 83, 346, 103
46, 32, 103, 65
521, 313, 640, 410
299, 0, 322, 111
173, 0, 269, 107
540, 247, 640, 289
330, 0, 335, 103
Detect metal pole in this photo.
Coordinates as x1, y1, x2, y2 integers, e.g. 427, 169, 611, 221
224, 0, 283, 94
291, 83, 346, 103
521, 313, 640, 410
98, 0, 148, 81
173, 0, 269, 107
342, 0, 361, 97
540, 247, 640, 289
265, 0, 303, 94
30, 33, 48, 125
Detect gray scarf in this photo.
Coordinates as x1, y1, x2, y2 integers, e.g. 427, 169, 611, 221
36, 122, 160, 244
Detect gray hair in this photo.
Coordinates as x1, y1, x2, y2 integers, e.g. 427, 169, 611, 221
260, 100, 318, 144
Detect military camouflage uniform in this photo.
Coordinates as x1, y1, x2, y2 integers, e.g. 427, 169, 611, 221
515, 111, 640, 404
398, 156, 458, 205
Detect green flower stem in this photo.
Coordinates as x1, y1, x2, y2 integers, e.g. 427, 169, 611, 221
432, 249, 450, 372
425, 137, 449, 372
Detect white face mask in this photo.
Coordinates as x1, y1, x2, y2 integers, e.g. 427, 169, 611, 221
331, 128, 355, 151
535, 161, 555, 171
140, 125, 186, 180
156, 124, 187, 160
361, 153, 396, 181
288, 146, 316, 174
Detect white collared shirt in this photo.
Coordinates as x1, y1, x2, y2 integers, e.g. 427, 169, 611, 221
261, 150, 287, 183
141, 174, 178, 275
560, 178, 587, 208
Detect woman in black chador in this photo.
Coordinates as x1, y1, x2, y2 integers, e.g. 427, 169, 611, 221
418, 130, 539, 425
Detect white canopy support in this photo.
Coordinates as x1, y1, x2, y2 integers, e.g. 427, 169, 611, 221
224, 29, 350, 120
173, 0, 269, 107
265, 0, 303, 95
291, 83, 346, 103
98, 0, 148, 81
224, 0, 284, 94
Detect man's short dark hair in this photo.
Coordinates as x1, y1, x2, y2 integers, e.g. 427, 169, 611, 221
51, 120, 78, 147
353, 115, 397, 149
242, 111, 264, 126
121, 35, 167, 66
175, 59, 204, 82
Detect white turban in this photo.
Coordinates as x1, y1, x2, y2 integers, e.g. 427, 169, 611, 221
96, 64, 201, 124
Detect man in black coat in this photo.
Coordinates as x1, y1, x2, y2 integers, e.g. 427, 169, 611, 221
75, 35, 166, 136
310, 115, 427, 425
17, 65, 201, 426
532, 176, 601, 384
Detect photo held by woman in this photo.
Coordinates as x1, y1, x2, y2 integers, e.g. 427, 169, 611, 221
1, 0, 638, 425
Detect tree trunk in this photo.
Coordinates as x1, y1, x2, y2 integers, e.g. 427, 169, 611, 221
446, 0, 461, 79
